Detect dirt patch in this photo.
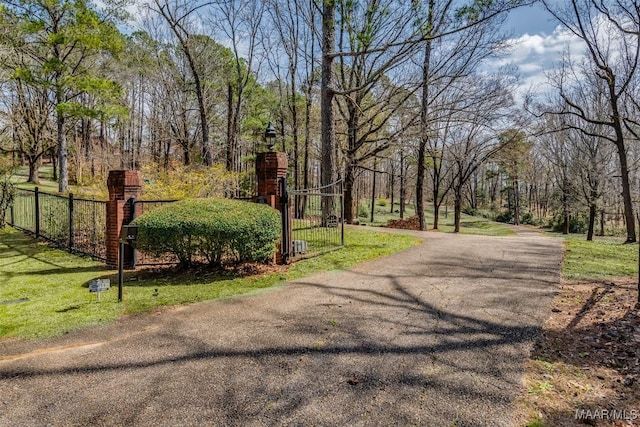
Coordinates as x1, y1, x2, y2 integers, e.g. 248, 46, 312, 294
384, 215, 421, 230
516, 279, 640, 426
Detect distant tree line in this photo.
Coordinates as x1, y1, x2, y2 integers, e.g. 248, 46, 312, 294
1, 0, 639, 239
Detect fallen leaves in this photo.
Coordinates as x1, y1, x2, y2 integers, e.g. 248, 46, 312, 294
517, 279, 640, 426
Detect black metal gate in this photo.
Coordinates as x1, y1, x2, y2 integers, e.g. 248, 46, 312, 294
285, 179, 344, 259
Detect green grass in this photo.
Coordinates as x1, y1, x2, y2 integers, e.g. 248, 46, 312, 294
10, 165, 106, 198
0, 226, 420, 339
358, 200, 514, 236
0, 229, 120, 338
525, 418, 547, 427
11, 165, 59, 192
561, 234, 638, 279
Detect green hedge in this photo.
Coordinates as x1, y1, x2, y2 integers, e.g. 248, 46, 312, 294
132, 198, 280, 266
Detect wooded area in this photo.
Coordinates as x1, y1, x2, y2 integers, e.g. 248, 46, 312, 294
1, 0, 640, 239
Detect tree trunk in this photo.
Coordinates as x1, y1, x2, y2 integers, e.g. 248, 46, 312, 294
416, 139, 426, 229
454, 186, 462, 233
390, 162, 395, 214
400, 150, 406, 219
51, 148, 57, 181
607, 70, 636, 242
344, 157, 356, 224
57, 108, 68, 193
370, 157, 377, 223
615, 141, 636, 242
290, 72, 301, 217
183, 144, 190, 166
512, 182, 519, 226
416, 1, 434, 231
27, 155, 40, 184
562, 190, 569, 235
194, 72, 212, 166
472, 172, 478, 209
587, 201, 596, 241
321, 1, 336, 220
303, 89, 311, 219
226, 83, 234, 172
433, 197, 440, 230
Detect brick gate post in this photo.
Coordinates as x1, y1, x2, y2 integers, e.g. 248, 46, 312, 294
256, 152, 290, 264
106, 170, 142, 269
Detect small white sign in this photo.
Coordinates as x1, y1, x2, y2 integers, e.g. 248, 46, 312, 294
326, 214, 339, 228
293, 240, 308, 254
89, 279, 110, 293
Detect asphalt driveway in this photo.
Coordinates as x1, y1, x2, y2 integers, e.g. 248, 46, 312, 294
0, 228, 562, 426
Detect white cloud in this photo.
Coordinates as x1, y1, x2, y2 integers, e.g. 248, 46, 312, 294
518, 63, 543, 74
492, 26, 586, 104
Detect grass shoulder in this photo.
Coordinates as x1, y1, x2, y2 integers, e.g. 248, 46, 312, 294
358, 202, 514, 237
558, 233, 638, 279
0, 226, 419, 340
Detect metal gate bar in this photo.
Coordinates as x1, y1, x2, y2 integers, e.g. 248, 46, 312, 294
288, 180, 344, 258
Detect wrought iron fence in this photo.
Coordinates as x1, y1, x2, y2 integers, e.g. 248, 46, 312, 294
5, 183, 343, 266
72, 196, 108, 259
6, 188, 107, 260
288, 180, 344, 258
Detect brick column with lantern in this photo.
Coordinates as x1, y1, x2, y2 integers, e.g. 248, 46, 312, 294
256, 151, 291, 264
256, 122, 291, 264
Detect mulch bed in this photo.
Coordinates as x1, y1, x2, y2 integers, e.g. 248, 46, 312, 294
384, 216, 421, 230
517, 279, 640, 426
129, 262, 288, 281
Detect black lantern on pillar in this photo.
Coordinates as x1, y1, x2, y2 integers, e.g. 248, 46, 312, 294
265, 121, 276, 152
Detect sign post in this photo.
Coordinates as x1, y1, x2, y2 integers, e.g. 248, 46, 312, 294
89, 279, 110, 302
118, 225, 138, 302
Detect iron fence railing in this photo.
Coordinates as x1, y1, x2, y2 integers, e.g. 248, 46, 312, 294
6, 182, 343, 266
288, 180, 344, 258
72, 196, 108, 260
7, 188, 107, 260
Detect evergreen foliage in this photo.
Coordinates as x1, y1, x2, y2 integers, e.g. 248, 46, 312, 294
132, 198, 280, 267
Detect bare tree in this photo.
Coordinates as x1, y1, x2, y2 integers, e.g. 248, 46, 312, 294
318, 0, 423, 223
541, 0, 640, 242
535, 87, 615, 240
265, 0, 308, 214
446, 74, 517, 232
0, 79, 54, 183
414, 0, 515, 230
210, 0, 266, 174
151, 0, 214, 166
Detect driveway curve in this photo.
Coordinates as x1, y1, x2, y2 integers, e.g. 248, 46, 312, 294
0, 227, 562, 426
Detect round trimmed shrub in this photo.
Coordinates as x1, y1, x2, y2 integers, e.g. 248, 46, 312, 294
132, 198, 280, 266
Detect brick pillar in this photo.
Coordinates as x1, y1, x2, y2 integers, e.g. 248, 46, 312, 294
106, 170, 142, 269
256, 152, 289, 264
256, 152, 288, 210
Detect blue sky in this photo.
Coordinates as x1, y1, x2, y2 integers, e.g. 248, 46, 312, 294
505, 2, 559, 36
499, 2, 586, 102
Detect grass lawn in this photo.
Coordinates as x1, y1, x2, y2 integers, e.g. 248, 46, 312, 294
0, 229, 120, 339
358, 200, 514, 236
0, 226, 420, 339
11, 165, 59, 192
560, 233, 638, 279
11, 165, 107, 199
